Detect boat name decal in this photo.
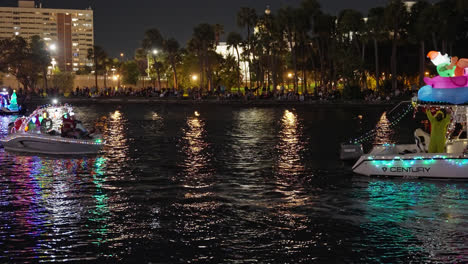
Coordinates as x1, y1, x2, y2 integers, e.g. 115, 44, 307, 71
382, 167, 431, 173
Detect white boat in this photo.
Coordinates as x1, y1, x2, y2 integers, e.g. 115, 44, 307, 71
0, 104, 103, 155
352, 142, 468, 179
349, 102, 468, 179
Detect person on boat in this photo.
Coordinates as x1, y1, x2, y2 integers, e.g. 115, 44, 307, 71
40, 112, 54, 134
426, 108, 451, 153
61, 114, 79, 138
427, 51, 468, 77
12, 118, 22, 133
75, 120, 91, 138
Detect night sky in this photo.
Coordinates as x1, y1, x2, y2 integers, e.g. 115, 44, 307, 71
1, 0, 435, 57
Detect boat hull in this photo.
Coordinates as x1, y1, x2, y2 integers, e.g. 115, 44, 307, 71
352, 154, 468, 179
0, 134, 102, 155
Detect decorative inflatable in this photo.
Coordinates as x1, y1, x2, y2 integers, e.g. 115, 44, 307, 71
427, 51, 468, 77
419, 51, 468, 104
424, 76, 468, 88
418, 85, 468, 104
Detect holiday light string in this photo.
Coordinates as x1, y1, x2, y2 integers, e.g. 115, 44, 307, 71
349, 103, 415, 144
5, 103, 104, 146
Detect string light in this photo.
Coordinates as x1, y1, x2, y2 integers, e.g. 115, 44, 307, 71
2, 104, 104, 150
349, 104, 414, 144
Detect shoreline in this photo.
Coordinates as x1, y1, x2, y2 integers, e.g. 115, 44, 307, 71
28, 97, 403, 107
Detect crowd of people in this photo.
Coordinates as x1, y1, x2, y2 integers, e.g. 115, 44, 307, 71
66, 85, 412, 103
3, 85, 413, 103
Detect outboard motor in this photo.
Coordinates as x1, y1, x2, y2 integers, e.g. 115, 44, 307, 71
340, 143, 364, 161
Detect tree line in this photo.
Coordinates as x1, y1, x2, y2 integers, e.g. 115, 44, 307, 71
1, 0, 468, 95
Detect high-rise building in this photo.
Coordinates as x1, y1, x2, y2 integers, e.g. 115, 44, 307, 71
0, 0, 94, 72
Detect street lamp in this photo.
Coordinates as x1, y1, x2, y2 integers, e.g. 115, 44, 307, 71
147, 49, 159, 78
49, 43, 57, 51
287, 72, 293, 89
191, 74, 198, 81
51, 58, 57, 70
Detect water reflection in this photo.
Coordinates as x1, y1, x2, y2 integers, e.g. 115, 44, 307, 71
373, 112, 395, 145
104, 110, 130, 163
228, 108, 275, 175
88, 157, 110, 245
277, 109, 305, 176
0, 154, 112, 261
179, 114, 213, 184
358, 180, 468, 263
269, 110, 309, 235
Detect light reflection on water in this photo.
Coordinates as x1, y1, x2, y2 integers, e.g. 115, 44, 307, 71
0, 105, 466, 263
179, 114, 213, 185
277, 109, 305, 177
373, 112, 396, 145
355, 180, 468, 263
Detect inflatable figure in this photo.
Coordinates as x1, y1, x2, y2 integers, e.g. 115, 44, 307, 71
427, 51, 468, 77
418, 85, 468, 104
426, 109, 451, 153
424, 76, 468, 88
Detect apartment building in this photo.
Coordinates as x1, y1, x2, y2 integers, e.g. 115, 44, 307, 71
0, 0, 94, 72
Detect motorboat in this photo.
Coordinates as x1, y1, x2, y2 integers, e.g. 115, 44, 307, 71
0, 89, 23, 115
344, 102, 468, 179
0, 103, 103, 155
341, 98, 468, 178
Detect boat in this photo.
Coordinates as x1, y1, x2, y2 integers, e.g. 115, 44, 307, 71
0, 89, 24, 115
0, 103, 104, 155
345, 99, 468, 179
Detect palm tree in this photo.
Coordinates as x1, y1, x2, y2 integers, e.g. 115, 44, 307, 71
164, 38, 180, 89
189, 23, 216, 91
135, 48, 149, 87
142, 28, 164, 89
87, 45, 107, 89
313, 13, 336, 89
367, 7, 385, 92
142, 28, 164, 51
408, 1, 431, 86
278, 7, 300, 92
226, 32, 243, 88
237, 7, 257, 87
30, 35, 51, 90
153, 60, 164, 89
384, 0, 409, 91
337, 9, 365, 88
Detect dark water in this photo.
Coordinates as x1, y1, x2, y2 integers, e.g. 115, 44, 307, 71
0, 104, 467, 263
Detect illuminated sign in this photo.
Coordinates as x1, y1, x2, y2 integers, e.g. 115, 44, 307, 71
382, 167, 431, 173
